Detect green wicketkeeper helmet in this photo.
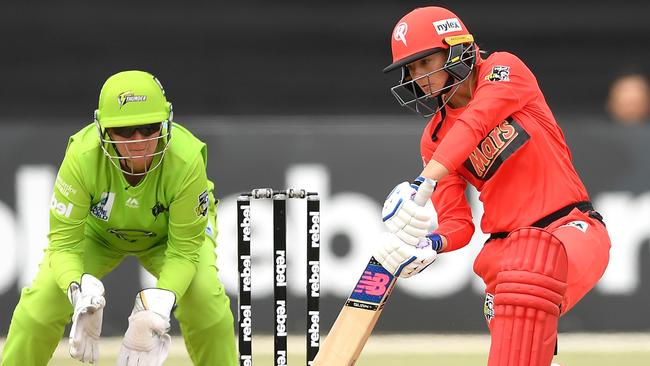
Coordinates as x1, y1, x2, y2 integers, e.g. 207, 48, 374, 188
94, 70, 173, 176
95, 70, 172, 128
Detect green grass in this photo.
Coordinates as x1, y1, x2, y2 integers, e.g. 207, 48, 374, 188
43, 352, 650, 366
5, 333, 650, 365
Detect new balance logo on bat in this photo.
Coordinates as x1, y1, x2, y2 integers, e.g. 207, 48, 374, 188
347, 260, 395, 309
354, 271, 390, 296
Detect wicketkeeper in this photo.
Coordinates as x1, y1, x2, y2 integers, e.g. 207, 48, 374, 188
1, 70, 237, 365
375, 7, 611, 366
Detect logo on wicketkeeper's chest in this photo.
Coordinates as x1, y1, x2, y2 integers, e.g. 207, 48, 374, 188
463, 118, 530, 181
107, 228, 157, 242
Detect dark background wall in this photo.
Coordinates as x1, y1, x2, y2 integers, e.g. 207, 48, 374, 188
2, 1, 649, 120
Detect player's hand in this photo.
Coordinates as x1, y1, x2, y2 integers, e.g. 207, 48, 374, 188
374, 232, 441, 278
67, 273, 106, 363
117, 288, 175, 366
382, 177, 436, 245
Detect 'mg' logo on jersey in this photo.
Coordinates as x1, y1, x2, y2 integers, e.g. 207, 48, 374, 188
195, 190, 209, 217
462, 118, 530, 181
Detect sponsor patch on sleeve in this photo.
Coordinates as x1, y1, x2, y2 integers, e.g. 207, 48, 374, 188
485, 65, 510, 82
55, 176, 78, 198
51, 193, 74, 218
195, 189, 209, 217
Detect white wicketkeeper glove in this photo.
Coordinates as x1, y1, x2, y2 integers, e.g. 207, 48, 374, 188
382, 177, 436, 246
117, 288, 176, 366
374, 232, 443, 278
67, 273, 106, 363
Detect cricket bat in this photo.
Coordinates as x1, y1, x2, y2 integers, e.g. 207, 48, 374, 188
313, 178, 435, 366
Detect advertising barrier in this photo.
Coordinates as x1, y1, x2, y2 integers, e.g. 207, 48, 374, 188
0, 116, 648, 335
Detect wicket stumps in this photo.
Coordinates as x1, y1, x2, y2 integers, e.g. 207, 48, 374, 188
237, 188, 321, 366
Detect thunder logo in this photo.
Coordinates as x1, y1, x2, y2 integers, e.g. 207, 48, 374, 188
117, 91, 147, 108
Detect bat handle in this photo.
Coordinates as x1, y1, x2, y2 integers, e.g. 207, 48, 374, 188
413, 178, 435, 206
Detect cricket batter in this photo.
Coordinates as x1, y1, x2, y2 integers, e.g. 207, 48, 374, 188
375, 7, 611, 366
1, 70, 237, 365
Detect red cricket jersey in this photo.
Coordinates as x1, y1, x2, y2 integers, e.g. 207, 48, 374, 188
421, 52, 589, 251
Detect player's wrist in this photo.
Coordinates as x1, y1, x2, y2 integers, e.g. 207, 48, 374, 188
67, 273, 105, 306
133, 288, 176, 320
411, 176, 437, 192
425, 233, 445, 252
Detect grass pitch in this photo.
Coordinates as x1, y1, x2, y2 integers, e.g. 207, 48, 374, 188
3, 333, 650, 365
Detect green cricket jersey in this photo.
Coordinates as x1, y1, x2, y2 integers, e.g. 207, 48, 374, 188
48, 122, 215, 300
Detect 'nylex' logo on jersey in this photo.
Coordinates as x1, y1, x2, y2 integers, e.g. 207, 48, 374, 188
463, 118, 530, 181
117, 91, 147, 108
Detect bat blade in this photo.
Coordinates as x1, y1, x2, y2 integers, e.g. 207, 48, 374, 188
314, 178, 435, 365
313, 257, 397, 366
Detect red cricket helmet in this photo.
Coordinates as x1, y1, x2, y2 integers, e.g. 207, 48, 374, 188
384, 7, 478, 118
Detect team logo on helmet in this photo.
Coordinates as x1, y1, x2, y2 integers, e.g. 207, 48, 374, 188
393, 22, 408, 46
433, 18, 462, 35
117, 91, 147, 108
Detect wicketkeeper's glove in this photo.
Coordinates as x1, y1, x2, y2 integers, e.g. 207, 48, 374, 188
68, 273, 106, 363
117, 288, 176, 366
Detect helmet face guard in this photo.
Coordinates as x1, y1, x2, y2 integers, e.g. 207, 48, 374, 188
390, 39, 476, 118
95, 118, 172, 176
94, 70, 174, 176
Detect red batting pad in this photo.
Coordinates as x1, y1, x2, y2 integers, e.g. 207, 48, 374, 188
488, 227, 568, 366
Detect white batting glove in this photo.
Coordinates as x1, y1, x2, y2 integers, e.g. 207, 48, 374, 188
382, 178, 436, 246
374, 232, 442, 278
68, 273, 106, 363
117, 288, 175, 366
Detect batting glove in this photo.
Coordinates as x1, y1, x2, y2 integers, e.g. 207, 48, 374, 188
374, 232, 442, 278
68, 273, 106, 363
117, 288, 176, 366
382, 177, 436, 245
